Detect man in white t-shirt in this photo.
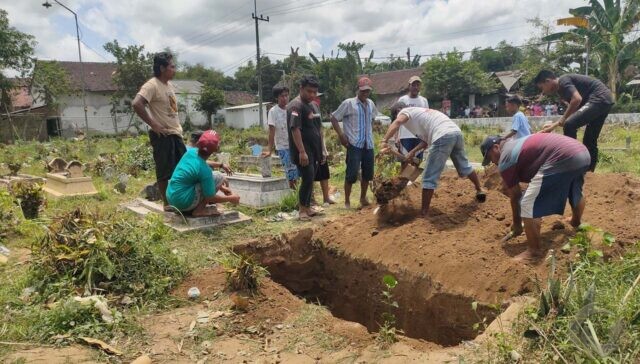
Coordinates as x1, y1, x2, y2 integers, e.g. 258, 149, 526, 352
381, 103, 486, 217
262, 85, 298, 188
396, 76, 429, 168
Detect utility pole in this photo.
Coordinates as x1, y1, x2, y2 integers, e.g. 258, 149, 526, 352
252, 0, 269, 128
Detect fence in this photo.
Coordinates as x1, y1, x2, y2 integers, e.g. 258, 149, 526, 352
0, 113, 47, 143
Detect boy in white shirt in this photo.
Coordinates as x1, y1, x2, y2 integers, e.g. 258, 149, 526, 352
262, 85, 298, 188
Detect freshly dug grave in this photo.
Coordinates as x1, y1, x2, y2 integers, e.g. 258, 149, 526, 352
237, 171, 640, 348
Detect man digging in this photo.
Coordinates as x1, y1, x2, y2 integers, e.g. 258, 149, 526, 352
382, 103, 486, 217
480, 133, 591, 262
166, 130, 240, 217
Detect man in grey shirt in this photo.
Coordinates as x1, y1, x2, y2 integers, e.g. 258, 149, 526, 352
535, 70, 614, 171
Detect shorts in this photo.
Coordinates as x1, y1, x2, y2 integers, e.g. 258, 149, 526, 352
345, 145, 374, 184
400, 138, 424, 160
520, 159, 589, 219
183, 172, 226, 212
422, 132, 473, 189
149, 131, 186, 182
276, 149, 299, 182
315, 160, 330, 181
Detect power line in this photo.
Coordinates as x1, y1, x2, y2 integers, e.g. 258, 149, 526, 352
80, 40, 111, 62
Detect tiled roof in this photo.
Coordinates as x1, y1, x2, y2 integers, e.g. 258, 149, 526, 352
224, 90, 256, 106
359, 68, 424, 95
44, 61, 118, 92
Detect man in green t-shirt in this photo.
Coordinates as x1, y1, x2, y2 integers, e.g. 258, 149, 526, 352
167, 130, 239, 216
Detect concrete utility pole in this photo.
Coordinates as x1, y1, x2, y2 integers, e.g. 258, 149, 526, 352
252, 0, 269, 127
42, 0, 90, 138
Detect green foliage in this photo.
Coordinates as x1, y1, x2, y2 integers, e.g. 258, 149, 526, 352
470, 41, 524, 72
561, 224, 616, 264
217, 250, 268, 293
526, 232, 640, 363
196, 85, 225, 125
29, 209, 187, 302
176, 63, 229, 89
422, 51, 499, 103
31, 61, 73, 110
118, 139, 154, 176
0, 9, 36, 112
11, 182, 44, 220
377, 274, 400, 348
29, 298, 109, 340
277, 189, 299, 213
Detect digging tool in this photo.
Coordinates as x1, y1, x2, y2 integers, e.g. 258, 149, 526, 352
372, 141, 424, 213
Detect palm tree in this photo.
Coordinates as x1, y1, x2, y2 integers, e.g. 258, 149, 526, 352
544, 0, 640, 100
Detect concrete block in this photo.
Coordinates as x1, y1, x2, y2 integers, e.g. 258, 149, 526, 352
122, 198, 251, 233
43, 173, 98, 198
0, 174, 45, 189
226, 173, 291, 209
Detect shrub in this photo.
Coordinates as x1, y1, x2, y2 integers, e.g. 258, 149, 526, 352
12, 182, 45, 219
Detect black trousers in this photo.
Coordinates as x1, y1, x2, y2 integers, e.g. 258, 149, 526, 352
296, 153, 318, 208
563, 102, 613, 172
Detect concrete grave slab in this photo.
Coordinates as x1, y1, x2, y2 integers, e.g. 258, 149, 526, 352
0, 174, 45, 189
226, 173, 291, 209
44, 173, 98, 198
122, 198, 251, 233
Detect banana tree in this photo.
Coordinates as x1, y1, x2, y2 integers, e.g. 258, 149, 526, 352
543, 0, 640, 100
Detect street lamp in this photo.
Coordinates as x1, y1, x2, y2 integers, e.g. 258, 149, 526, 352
42, 0, 90, 138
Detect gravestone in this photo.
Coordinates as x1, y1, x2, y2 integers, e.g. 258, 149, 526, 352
122, 198, 251, 233
226, 173, 291, 209
43, 159, 98, 198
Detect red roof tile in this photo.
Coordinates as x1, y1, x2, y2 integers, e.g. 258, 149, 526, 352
359, 68, 424, 95
224, 90, 256, 106
40, 61, 118, 92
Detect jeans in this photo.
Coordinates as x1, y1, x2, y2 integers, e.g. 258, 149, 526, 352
563, 102, 612, 172
422, 132, 473, 189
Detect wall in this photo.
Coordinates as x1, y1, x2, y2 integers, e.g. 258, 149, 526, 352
456, 113, 640, 131
58, 92, 131, 136
176, 92, 208, 126
224, 106, 268, 129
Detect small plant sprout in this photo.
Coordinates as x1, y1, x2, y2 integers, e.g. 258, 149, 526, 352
377, 274, 401, 348
561, 224, 616, 263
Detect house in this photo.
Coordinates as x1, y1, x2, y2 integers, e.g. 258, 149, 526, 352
215, 91, 257, 122
171, 80, 208, 126
468, 70, 524, 115
359, 68, 424, 109
7, 78, 33, 112
223, 102, 270, 129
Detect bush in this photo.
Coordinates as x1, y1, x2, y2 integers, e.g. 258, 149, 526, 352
29, 209, 187, 303
12, 182, 45, 219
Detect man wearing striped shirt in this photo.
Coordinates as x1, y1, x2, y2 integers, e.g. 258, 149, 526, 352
331, 77, 379, 209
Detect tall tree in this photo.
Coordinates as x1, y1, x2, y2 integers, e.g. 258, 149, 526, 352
543, 0, 640, 99
0, 9, 36, 113
422, 51, 498, 103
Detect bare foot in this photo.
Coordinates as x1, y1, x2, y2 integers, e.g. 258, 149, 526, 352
193, 206, 221, 217
298, 211, 312, 221
344, 202, 351, 209
360, 198, 370, 207
513, 249, 543, 263
163, 205, 174, 212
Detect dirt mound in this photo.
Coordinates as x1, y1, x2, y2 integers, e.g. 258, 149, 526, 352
376, 193, 421, 225
373, 176, 409, 204
316, 171, 640, 304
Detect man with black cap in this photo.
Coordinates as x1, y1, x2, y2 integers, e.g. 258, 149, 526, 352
480, 133, 591, 262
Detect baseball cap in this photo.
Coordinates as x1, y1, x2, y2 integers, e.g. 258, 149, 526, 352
408, 76, 422, 84
480, 135, 501, 166
358, 77, 373, 91
196, 130, 220, 153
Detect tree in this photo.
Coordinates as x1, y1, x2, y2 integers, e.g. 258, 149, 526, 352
543, 0, 640, 100
103, 40, 153, 131
196, 85, 225, 127
176, 63, 230, 89
422, 51, 498, 104
470, 41, 524, 72
31, 61, 72, 112
0, 9, 36, 113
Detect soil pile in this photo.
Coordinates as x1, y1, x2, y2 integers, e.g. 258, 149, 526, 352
373, 176, 409, 204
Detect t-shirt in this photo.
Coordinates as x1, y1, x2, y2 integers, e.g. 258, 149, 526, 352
397, 95, 429, 139
499, 133, 590, 188
398, 107, 460, 145
287, 96, 323, 165
267, 105, 289, 150
331, 97, 378, 149
166, 148, 215, 210
137, 78, 183, 136
557, 74, 614, 106
510, 111, 531, 139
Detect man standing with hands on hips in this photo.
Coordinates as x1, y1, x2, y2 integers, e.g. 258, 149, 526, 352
132, 52, 186, 211
330, 77, 379, 209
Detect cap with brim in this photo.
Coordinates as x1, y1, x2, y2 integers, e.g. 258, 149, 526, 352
197, 130, 220, 154
408, 75, 422, 84
480, 135, 502, 166
358, 77, 373, 91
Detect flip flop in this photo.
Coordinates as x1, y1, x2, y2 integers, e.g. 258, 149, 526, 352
476, 191, 487, 203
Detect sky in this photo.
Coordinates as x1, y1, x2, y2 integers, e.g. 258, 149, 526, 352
2, 0, 586, 76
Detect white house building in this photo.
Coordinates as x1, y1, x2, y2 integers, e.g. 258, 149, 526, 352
223, 103, 270, 129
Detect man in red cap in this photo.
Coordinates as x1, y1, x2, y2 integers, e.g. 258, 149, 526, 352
330, 77, 379, 209
166, 130, 240, 217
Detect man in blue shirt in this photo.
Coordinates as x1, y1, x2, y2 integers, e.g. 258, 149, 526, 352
330, 77, 379, 209
503, 95, 531, 140
167, 130, 239, 217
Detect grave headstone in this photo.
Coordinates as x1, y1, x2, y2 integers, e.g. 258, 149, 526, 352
47, 158, 68, 173
140, 183, 161, 201
66, 160, 84, 178
103, 166, 115, 181
260, 156, 272, 178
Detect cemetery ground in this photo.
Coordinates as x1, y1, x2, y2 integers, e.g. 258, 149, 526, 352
1, 124, 639, 363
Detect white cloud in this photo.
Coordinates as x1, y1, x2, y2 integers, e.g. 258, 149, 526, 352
1, 0, 588, 76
